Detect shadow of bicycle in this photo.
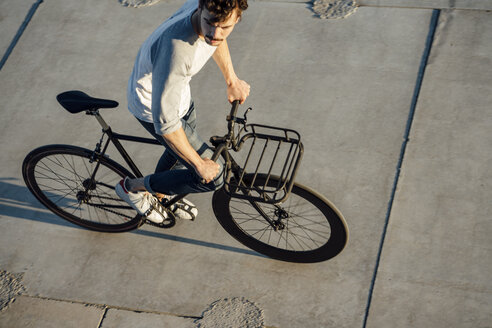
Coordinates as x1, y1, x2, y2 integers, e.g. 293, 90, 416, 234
0, 177, 73, 227
0, 177, 264, 258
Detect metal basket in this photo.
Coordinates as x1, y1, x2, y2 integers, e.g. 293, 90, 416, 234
224, 123, 303, 204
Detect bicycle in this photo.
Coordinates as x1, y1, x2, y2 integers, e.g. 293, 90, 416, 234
22, 90, 348, 263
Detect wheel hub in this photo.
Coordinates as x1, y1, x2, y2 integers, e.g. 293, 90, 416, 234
82, 179, 96, 190
274, 208, 289, 219
273, 208, 288, 231
76, 190, 91, 203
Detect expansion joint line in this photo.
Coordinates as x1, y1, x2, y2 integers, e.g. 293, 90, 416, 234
0, 0, 43, 71
361, 9, 441, 328
20, 294, 201, 321
96, 307, 109, 328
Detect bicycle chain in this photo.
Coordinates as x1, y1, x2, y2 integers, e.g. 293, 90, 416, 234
86, 201, 135, 219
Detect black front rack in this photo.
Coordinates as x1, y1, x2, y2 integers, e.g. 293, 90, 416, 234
224, 123, 303, 204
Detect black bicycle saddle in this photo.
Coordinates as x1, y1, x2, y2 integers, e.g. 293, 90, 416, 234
56, 90, 118, 113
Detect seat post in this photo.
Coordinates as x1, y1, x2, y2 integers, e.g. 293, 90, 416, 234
92, 110, 110, 132
90, 109, 144, 178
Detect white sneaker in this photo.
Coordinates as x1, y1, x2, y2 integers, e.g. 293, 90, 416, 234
160, 195, 198, 221
115, 178, 167, 224
173, 198, 198, 220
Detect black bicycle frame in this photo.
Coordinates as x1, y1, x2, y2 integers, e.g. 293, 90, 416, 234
91, 111, 158, 178
88, 111, 190, 208
86, 104, 302, 230
89, 100, 302, 208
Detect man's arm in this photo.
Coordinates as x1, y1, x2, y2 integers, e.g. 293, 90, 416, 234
162, 127, 219, 183
151, 40, 219, 183
213, 39, 250, 104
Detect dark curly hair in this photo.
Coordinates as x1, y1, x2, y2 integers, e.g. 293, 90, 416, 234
199, 0, 248, 23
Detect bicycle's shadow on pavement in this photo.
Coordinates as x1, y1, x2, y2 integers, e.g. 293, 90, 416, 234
0, 177, 72, 227
0, 177, 264, 259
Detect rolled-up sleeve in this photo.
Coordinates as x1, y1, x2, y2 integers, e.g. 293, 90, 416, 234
151, 38, 189, 135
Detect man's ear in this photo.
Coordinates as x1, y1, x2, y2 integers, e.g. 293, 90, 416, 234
235, 9, 242, 23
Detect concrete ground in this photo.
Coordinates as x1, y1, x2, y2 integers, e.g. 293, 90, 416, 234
0, 0, 491, 327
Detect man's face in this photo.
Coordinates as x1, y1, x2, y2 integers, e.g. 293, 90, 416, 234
199, 8, 239, 46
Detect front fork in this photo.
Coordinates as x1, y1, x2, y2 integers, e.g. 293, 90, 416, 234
249, 200, 288, 231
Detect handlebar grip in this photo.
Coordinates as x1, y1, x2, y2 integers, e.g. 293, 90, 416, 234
229, 100, 240, 119
200, 101, 239, 184
200, 146, 223, 184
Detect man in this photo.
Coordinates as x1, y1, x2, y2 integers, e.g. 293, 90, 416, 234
116, 0, 250, 223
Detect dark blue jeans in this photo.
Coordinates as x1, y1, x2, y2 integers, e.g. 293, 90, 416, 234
137, 102, 224, 195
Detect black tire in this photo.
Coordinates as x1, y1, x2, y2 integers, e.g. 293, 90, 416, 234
22, 145, 142, 232
212, 174, 348, 263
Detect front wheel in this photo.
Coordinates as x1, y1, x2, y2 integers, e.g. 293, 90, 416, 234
22, 145, 143, 232
212, 174, 348, 263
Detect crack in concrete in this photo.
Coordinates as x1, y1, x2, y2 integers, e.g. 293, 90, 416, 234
96, 307, 109, 328
0, 0, 43, 71
361, 8, 442, 328
357, 4, 491, 11
17, 294, 277, 328
20, 294, 189, 317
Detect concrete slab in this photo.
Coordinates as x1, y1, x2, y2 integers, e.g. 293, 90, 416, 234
367, 9, 492, 328
100, 308, 195, 328
0, 1, 442, 328
358, 0, 492, 10
0, 296, 104, 327
0, 0, 37, 60
260, 0, 492, 11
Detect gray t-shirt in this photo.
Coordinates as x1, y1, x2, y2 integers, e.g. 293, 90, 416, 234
127, 0, 216, 135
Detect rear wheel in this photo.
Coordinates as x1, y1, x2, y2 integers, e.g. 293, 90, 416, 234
22, 145, 142, 232
212, 174, 348, 263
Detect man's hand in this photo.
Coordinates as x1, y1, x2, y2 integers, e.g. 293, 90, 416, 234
227, 78, 250, 104
196, 158, 220, 183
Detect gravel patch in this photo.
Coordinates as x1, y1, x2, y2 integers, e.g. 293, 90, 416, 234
118, 0, 164, 8
196, 297, 265, 328
0, 270, 26, 311
312, 0, 358, 19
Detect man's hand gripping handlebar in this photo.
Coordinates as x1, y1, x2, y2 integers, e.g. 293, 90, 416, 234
199, 100, 242, 184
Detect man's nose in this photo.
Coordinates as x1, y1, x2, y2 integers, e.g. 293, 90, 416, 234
210, 26, 220, 39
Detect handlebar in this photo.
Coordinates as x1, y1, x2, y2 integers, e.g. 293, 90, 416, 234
226, 100, 253, 136
226, 100, 241, 133
202, 100, 242, 184
228, 100, 240, 120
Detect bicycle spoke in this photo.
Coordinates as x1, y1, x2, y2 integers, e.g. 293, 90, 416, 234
287, 215, 331, 235
285, 226, 325, 247
37, 160, 78, 191
267, 226, 273, 245
27, 148, 138, 229
227, 187, 333, 252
